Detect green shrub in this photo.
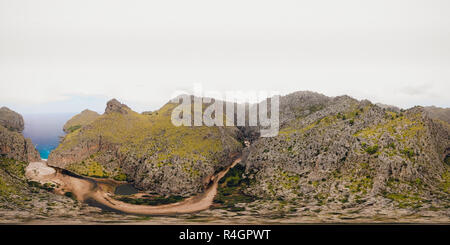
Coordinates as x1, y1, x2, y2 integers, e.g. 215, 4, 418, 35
214, 164, 255, 211
226, 176, 241, 187
229, 206, 245, 212
27, 181, 41, 188
67, 125, 81, 133
113, 173, 127, 181
64, 192, 76, 200
401, 148, 415, 158
444, 155, 450, 166
365, 144, 379, 155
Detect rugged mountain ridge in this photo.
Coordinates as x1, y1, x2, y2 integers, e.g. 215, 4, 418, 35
48, 92, 450, 215
48, 98, 243, 196
240, 92, 450, 211
424, 106, 450, 125
0, 107, 25, 132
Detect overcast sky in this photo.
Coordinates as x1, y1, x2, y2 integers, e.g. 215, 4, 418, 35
1, 0, 449, 114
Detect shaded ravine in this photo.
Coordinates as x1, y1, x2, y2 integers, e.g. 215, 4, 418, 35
26, 158, 241, 215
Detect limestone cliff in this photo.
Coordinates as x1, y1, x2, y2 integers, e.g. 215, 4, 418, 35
0, 107, 40, 162
0, 107, 24, 132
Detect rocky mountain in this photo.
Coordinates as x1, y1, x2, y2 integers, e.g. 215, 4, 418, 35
424, 106, 450, 124
239, 92, 450, 212
0, 107, 25, 132
48, 98, 243, 196
0, 108, 40, 162
47, 92, 450, 217
375, 103, 401, 113
63, 109, 100, 133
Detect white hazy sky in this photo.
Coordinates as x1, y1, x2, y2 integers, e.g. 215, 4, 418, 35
1, 0, 449, 113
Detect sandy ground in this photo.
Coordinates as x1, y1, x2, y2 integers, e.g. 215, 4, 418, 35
25, 161, 56, 179
25, 158, 241, 215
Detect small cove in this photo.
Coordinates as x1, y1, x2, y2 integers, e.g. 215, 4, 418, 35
23, 113, 74, 159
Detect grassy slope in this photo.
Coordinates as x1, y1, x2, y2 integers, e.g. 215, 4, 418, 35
53, 102, 242, 191
0, 157, 50, 209
63, 109, 100, 133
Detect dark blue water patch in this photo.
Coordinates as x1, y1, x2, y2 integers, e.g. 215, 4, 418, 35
114, 184, 139, 195
22, 113, 75, 159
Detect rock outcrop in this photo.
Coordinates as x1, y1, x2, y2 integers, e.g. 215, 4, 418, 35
63, 109, 100, 133
376, 103, 401, 113
0, 107, 40, 162
105, 98, 130, 115
0, 107, 24, 132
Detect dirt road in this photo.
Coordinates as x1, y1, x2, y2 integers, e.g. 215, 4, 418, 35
26, 158, 241, 215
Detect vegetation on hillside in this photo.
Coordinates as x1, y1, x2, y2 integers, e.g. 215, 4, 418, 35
63, 109, 100, 133
51, 100, 243, 195
213, 164, 255, 212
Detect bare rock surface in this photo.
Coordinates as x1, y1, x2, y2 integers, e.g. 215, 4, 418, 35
241, 92, 450, 216
0, 106, 24, 132
0, 107, 40, 162
105, 98, 131, 114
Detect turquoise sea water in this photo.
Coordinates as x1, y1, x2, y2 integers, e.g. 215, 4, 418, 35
22, 113, 74, 159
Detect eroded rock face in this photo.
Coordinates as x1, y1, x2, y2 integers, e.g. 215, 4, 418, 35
376, 103, 401, 113
105, 98, 130, 115
0, 107, 24, 132
49, 99, 243, 196
0, 107, 40, 162
0, 126, 40, 162
241, 92, 450, 210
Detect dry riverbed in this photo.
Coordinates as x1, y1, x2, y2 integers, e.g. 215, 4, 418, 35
25, 159, 241, 215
